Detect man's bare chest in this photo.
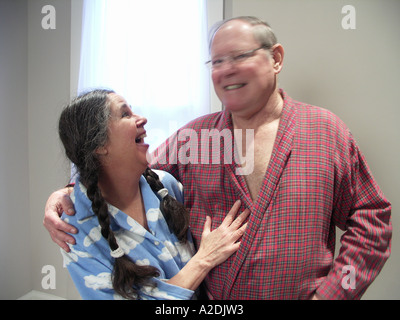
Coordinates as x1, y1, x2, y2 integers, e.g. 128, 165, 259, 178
241, 123, 278, 201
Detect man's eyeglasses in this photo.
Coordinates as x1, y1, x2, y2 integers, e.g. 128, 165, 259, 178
205, 46, 268, 69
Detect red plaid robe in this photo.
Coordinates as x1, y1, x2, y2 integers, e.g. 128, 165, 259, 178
150, 90, 392, 299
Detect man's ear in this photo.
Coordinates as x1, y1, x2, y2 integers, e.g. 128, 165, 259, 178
271, 43, 284, 74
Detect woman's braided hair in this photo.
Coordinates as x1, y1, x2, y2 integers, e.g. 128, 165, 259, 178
58, 89, 189, 299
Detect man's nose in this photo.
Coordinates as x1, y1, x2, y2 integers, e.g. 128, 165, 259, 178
218, 62, 238, 78
213, 59, 238, 77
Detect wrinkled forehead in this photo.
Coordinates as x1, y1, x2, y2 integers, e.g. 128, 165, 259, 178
108, 92, 128, 105
107, 93, 129, 112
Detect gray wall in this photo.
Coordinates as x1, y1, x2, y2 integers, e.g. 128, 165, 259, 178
0, 0, 31, 299
0, 0, 80, 299
27, 0, 81, 299
227, 0, 400, 299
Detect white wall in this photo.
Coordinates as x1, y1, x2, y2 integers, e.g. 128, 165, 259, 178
227, 0, 400, 299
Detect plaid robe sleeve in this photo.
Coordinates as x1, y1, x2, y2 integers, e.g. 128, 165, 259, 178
316, 130, 392, 299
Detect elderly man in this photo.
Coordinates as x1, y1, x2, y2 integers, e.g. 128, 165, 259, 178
44, 16, 391, 299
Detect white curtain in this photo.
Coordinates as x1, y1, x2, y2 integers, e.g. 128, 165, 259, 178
78, 0, 210, 151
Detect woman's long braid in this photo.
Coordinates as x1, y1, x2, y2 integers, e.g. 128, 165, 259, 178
85, 173, 118, 251
143, 167, 189, 242
84, 168, 159, 300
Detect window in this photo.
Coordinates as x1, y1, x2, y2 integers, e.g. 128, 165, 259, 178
77, 0, 211, 150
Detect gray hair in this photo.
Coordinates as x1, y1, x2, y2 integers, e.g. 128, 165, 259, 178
58, 89, 113, 183
208, 16, 278, 53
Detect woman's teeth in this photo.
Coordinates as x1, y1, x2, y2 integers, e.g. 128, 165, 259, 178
135, 133, 147, 143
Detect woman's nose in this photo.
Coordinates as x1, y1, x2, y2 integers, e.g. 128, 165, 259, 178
136, 115, 147, 127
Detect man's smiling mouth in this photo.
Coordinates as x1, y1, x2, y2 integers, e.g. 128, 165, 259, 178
224, 84, 246, 90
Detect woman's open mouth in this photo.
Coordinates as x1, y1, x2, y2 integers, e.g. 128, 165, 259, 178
135, 133, 147, 144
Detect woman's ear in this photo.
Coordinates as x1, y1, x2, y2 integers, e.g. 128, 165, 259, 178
95, 146, 108, 156
271, 43, 284, 74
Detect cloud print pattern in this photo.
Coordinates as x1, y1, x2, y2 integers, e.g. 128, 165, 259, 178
61, 170, 195, 300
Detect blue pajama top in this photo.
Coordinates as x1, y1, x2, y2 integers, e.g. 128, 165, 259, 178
61, 170, 196, 300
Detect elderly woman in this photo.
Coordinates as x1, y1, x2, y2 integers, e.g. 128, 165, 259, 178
57, 89, 248, 300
